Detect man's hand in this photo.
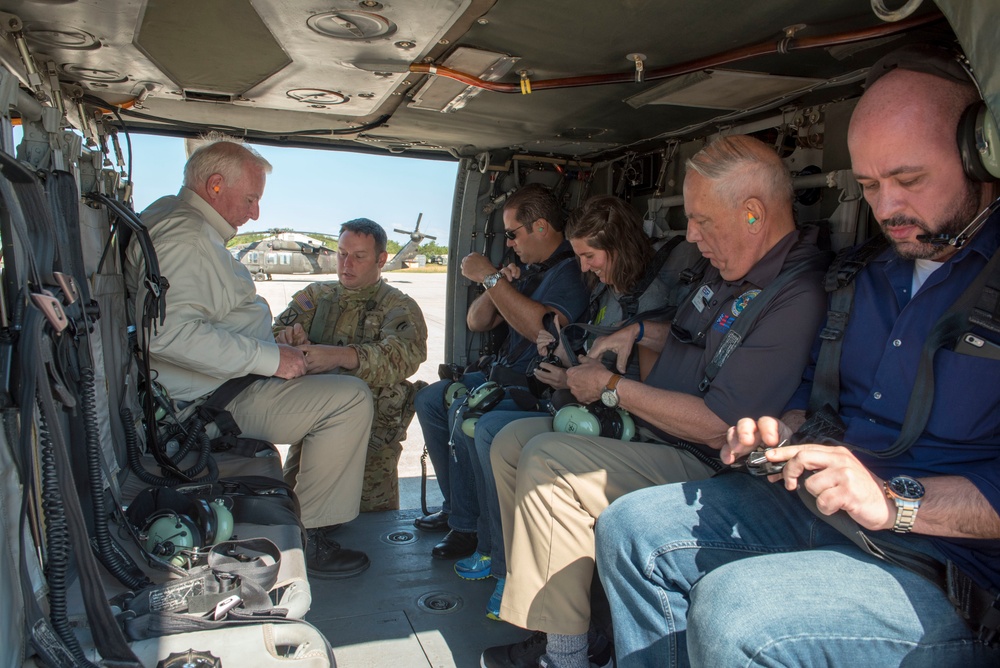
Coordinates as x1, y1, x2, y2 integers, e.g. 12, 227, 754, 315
534, 312, 567, 361
500, 263, 520, 282
299, 344, 344, 374
723, 416, 793, 465
461, 252, 498, 284
566, 357, 614, 404
765, 443, 893, 532
275, 323, 310, 346
534, 361, 569, 390
587, 324, 640, 374
274, 344, 307, 379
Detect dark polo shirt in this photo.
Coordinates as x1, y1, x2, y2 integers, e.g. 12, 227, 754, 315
639, 228, 829, 452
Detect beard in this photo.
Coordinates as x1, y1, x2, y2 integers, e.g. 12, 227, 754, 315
880, 181, 981, 260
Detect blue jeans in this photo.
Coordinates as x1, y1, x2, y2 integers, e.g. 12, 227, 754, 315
469, 408, 546, 575
413, 374, 486, 533
595, 473, 1000, 668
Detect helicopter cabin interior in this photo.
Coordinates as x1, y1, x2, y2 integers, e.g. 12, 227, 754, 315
0, 0, 995, 666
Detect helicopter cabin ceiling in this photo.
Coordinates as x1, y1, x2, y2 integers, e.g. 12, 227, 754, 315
0, 0, 972, 160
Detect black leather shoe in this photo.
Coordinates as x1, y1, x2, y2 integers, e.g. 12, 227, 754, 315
306, 527, 370, 579
413, 510, 450, 532
431, 529, 477, 560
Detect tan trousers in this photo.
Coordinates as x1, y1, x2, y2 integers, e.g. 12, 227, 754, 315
226, 375, 373, 529
492, 417, 716, 635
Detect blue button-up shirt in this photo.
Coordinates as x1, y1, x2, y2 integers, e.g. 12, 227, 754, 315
788, 214, 1000, 589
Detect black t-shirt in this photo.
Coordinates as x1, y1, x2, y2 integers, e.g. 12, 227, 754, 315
640, 228, 829, 452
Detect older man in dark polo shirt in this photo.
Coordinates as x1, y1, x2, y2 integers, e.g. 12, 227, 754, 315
480, 135, 831, 668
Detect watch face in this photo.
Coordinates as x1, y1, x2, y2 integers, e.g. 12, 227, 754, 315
888, 476, 925, 500
600, 388, 618, 408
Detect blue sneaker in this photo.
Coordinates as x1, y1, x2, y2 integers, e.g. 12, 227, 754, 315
486, 577, 505, 620
454, 551, 492, 580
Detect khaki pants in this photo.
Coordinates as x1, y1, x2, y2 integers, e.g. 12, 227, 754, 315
491, 417, 716, 636
226, 375, 372, 529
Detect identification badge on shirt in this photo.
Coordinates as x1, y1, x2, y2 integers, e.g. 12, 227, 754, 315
692, 284, 714, 313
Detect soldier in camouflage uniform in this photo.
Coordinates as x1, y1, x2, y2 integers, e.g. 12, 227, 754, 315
274, 219, 428, 512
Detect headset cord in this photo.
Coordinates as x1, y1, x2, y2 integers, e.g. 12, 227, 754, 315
121, 405, 219, 487
81, 365, 151, 590
38, 398, 100, 668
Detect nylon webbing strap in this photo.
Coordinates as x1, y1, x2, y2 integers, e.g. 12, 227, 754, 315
969, 254, 1000, 335
867, 247, 1000, 459
33, 316, 142, 666
47, 170, 93, 304
797, 484, 1000, 645
125, 537, 282, 620
0, 151, 57, 283
197, 374, 265, 438
699, 253, 831, 393
206, 538, 282, 607
809, 236, 889, 414
618, 235, 684, 320
497, 249, 577, 366
85, 192, 168, 327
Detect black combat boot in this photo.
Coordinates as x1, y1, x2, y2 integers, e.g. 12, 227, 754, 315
306, 526, 370, 579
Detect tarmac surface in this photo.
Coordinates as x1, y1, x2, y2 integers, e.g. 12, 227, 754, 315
254, 271, 449, 511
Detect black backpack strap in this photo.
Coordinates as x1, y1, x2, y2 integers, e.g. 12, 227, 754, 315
699, 253, 831, 393
808, 235, 890, 414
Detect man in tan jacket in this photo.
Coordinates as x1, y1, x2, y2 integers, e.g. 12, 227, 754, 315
126, 138, 373, 579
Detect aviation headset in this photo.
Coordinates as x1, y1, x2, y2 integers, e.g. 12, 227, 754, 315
865, 44, 1000, 183
442, 380, 469, 410
460, 380, 505, 437
141, 496, 235, 567
553, 402, 636, 441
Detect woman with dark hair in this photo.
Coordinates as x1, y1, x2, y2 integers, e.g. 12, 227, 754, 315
534, 195, 668, 388
456, 195, 677, 621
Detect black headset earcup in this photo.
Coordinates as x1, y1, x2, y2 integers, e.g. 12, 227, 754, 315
958, 101, 1000, 182
467, 381, 504, 413
599, 407, 624, 439
190, 498, 215, 545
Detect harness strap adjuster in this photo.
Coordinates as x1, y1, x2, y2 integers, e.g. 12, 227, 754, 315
52, 272, 79, 305
30, 290, 69, 332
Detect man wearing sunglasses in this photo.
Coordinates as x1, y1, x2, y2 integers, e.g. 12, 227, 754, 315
482, 135, 831, 668
412, 184, 589, 561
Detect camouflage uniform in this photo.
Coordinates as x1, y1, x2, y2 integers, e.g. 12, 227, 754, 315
274, 279, 427, 512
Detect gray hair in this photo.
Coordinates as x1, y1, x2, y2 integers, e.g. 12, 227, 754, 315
183, 133, 272, 189
340, 218, 387, 254
685, 135, 793, 208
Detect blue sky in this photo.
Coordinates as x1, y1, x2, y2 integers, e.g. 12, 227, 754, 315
128, 134, 459, 244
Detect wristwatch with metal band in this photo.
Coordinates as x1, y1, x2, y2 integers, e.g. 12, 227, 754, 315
600, 373, 622, 408
483, 271, 503, 289
884, 475, 925, 533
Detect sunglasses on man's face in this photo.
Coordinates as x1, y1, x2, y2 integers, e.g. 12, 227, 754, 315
504, 223, 526, 240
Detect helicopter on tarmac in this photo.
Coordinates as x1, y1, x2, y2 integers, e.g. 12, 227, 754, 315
231, 230, 337, 281
384, 213, 439, 271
